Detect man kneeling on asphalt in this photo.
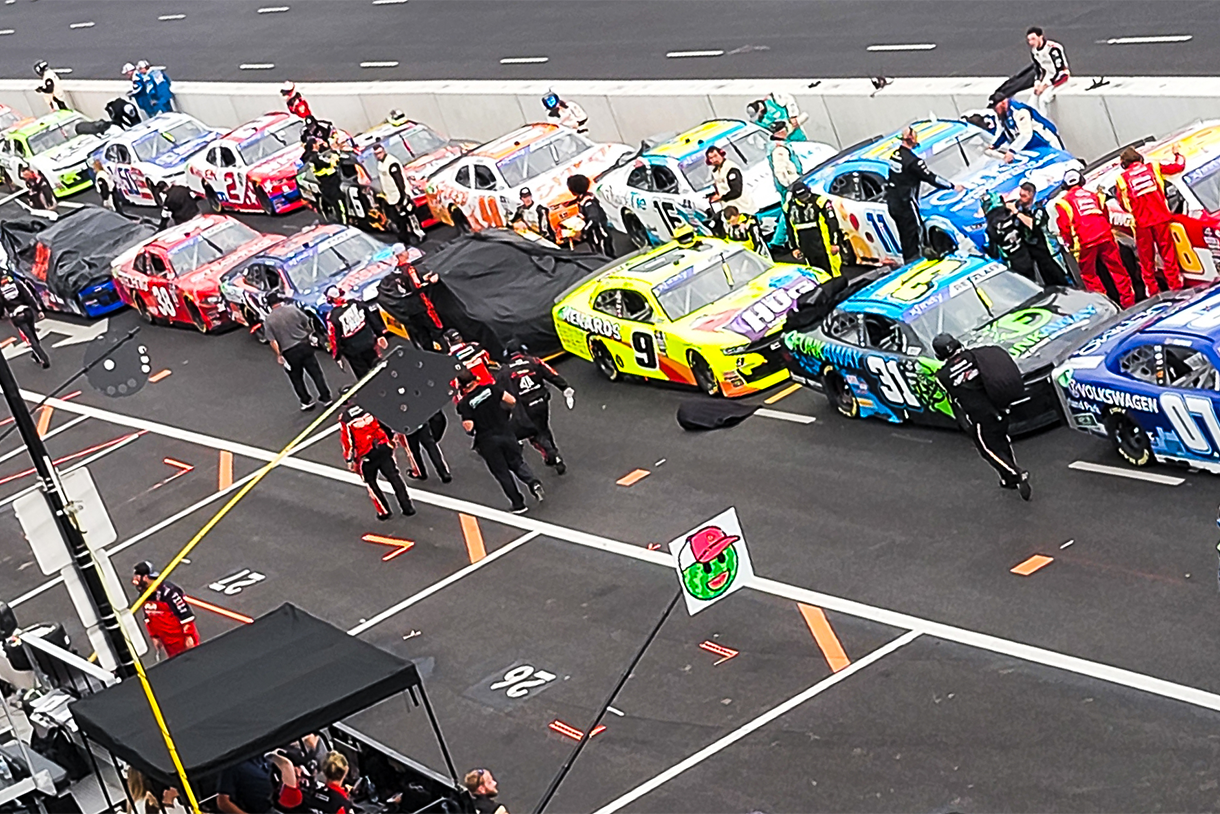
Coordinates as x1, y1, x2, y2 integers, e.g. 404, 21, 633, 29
933, 333, 1031, 500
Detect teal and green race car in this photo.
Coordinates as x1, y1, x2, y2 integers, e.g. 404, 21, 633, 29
779, 254, 1118, 433
0, 109, 114, 197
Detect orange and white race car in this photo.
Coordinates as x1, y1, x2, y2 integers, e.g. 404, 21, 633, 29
1071, 120, 1220, 284
425, 123, 631, 235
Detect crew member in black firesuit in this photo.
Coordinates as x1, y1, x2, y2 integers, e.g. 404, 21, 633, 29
105, 96, 141, 128
500, 341, 575, 475
372, 142, 426, 245
339, 403, 415, 520
19, 167, 56, 212
723, 205, 770, 259
1014, 181, 1070, 286
445, 329, 495, 386
787, 181, 843, 277
456, 368, 544, 514
378, 257, 445, 352
509, 187, 556, 242
933, 333, 1031, 500
886, 126, 964, 262
982, 191, 1037, 281
325, 286, 386, 379
0, 270, 49, 368
566, 174, 612, 256
154, 181, 199, 230
404, 408, 451, 483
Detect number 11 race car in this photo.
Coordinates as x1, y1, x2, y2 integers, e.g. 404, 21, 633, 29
553, 235, 829, 397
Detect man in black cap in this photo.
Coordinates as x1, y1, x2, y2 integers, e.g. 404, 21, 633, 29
509, 187, 555, 242
377, 258, 445, 352
786, 181, 842, 277
456, 368, 544, 514
886, 126, 964, 262
325, 286, 385, 379
499, 341, 575, 474
155, 181, 199, 230
933, 333, 1030, 500
566, 174, 612, 256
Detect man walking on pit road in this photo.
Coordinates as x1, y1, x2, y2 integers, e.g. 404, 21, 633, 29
263, 293, 333, 411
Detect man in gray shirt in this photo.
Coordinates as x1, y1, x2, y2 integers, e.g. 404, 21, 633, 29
263, 293, 333, 411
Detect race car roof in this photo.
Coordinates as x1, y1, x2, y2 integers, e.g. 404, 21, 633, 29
261, 223, 350, 259
1084, 120, 1220, 187
646, 119, 751, 162
599, 238, 748, 287
1135, 285, 1220, 340
470, 122, 570, 160
8, 108, 84, 138
839, 254, 1005, 321
354, 119, 424, 148
801, 119, 974, 185
111, 111, 202, 144
220, 111, 294, 146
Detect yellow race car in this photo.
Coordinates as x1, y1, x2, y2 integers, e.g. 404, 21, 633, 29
553, 235, 830, 397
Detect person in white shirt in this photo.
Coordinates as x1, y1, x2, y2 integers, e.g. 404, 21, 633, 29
1026, 26, 1070, 114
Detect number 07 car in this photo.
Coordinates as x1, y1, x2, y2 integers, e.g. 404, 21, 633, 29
552, 235, 829, 397
1053, 283, 1220, 472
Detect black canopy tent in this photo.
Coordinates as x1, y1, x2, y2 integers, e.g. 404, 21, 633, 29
69, 604, 459, 802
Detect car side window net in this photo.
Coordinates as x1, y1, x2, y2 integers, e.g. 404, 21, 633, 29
652, 165, 680, 195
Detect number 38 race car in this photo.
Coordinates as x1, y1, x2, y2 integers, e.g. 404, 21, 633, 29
552, 234, 830, 397
781, 254, 1118, 433
1054, 283, 1220, 472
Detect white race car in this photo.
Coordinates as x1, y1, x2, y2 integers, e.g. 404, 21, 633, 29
0, 109, 119, 197
89, 112, 223, 206
594, 119, 836, 249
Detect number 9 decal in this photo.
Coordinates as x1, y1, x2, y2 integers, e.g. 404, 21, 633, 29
632, 331, 658, 369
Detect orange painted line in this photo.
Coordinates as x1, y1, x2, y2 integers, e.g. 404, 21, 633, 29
185, 595, 254, 624
35, 406, 53, 438
0, 431, 144, 486
698, 641, 739, 665
548, 720, 606, 741
542, 351, 567, 363
61, 391, 81, 401
764, 383, 802, 405
381, 544, 414, 561
362, 533, 413, 547
149, 369, 172, 383
218, 450, 233, 490
460, 513, 485, 563
797, 603, 851, 673
616, 468, 650, 487
646, 543, 661, 551
1011, 554, 1054, 576
162, 457, 194, 472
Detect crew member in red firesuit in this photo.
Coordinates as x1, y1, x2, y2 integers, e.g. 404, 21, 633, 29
445, 329, 495, 386
325, 286, 386, 380
281, 81, 312, 119
339, 404, 415, 520
1115, 145, 1186, 296
132, 561, 199, 658
1053, 169, 1137, 308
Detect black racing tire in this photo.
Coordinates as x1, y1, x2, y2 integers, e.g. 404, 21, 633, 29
185, 299, 207, 333
449, 206, 471, 234
590, 340, 620, 382
255, 186, 275, 216
822, 365, 859, 418
1106, 410, 1152, 467
623, 212, 650, 249
133, 297, 156, 324
202, 185, 223, 214
689, 352, 721, 397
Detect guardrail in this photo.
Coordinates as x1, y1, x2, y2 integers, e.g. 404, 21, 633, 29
3, 76, 1220, 165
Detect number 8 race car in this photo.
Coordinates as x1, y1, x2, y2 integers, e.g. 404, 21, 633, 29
553, 234, 830, 397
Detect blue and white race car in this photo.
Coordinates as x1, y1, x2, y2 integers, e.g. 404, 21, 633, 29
89, 112, 223, 206
1053, 284, 1220, 472
594, 119, 835, 249
795, 119, 1080, 266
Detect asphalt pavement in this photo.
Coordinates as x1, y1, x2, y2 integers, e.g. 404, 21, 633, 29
0, 1, 1217, 82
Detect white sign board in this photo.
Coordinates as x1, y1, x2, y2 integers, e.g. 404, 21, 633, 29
668, 507, 754, 616
14, 466, 118, 575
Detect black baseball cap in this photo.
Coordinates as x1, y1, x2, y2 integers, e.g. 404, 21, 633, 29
520, 187, 532, 199
133, 560, 154, 577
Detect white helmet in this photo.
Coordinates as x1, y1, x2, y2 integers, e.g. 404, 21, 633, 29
121, 62, 136, 76
280, 81, 296, 97
135, 60, 150, 71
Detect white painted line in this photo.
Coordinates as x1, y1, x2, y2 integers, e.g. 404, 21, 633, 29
0, 29, 14, 36
347, 531, 539, 635
592, 630, 921, 813
257, 5, 290, 12
665, 50, 724, 59
373, 0, 408, 4
0, 432, 142, 511
360, 61, 400, 69
606, 706, 625, 717
756, 408, 816, 425
499, 56, 549, 65
69, 21, 95, 29
51, 68, 73, 75
1068, 460, 1184, 486
29, 389, 1220, 717
0, 415, 88, 466
158, 14, 186, 21
239, 63, 276, 71
867, 43, 937, 52
1104, 35, 1192, 45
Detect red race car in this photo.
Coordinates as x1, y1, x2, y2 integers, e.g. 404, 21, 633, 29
185, 112, 306, 215
110, 215, 287, 331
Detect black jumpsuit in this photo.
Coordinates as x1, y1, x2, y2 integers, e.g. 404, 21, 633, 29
0, 275, 49, 368
935, 349, 1026, 488
984, 206, 1037, 281
500, 352, 570, 470
886, 144, 952, 262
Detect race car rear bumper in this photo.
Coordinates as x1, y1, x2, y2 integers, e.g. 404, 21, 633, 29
1008, 369, 1063, 435
722, 343, 790, 397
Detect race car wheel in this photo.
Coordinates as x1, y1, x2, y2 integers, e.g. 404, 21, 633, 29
689, 352, 721, 397
449, 207, 471, 234
202, 185, 223, 214
255, 187, 275, 216
623, 213, 650, 250
1106, 411, 1152, 467
133, 298, 155, 324
823, 366, 859, 418
185, 299, 207, 333
591, 340, 620, 382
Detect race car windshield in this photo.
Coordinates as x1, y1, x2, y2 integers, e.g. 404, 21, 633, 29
401, 128, 447, 159
1186, 161, 1220, 214
908, 270, 1044, 346
239, 119, 306, 165
26, 123, 77, 156
652, 249, 773, 321
166, 221, 261, 276
282, 233, 384, 291
131, 120, 210, 162
678, 133, 768, 192
0, 110, 18, 130
496, 133, 590, 188
922, 132, 992, 182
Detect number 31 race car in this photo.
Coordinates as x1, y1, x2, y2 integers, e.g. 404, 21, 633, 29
553, 234, 830, 397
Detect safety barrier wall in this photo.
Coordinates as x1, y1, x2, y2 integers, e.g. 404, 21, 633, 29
2, 76, 1220, 166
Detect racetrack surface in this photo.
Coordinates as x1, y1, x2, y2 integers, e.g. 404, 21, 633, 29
0, 1, 1217, 82
2, 188, 1220, 810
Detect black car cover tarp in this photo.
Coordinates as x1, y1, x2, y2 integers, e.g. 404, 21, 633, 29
1, 205, 155, 302
70, 604, 423, 783
410, 229, 610, 355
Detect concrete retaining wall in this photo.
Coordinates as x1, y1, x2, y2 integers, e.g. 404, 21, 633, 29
3, 76, 1220, 164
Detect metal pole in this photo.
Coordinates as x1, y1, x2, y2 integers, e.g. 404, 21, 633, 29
533, 589, 682, 814
415, 684, 459, 788
0, 351, 135, 678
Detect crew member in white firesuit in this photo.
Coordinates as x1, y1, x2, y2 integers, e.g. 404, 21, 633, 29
372, 143, 426, 245
325, 286, 387, 379
509, 187, 556, 242
1026, 26, 1070, 114
542, 91, 588, 133
34, 61, 66, 112
499, 341, 575, 475
339, 404, 415, 520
